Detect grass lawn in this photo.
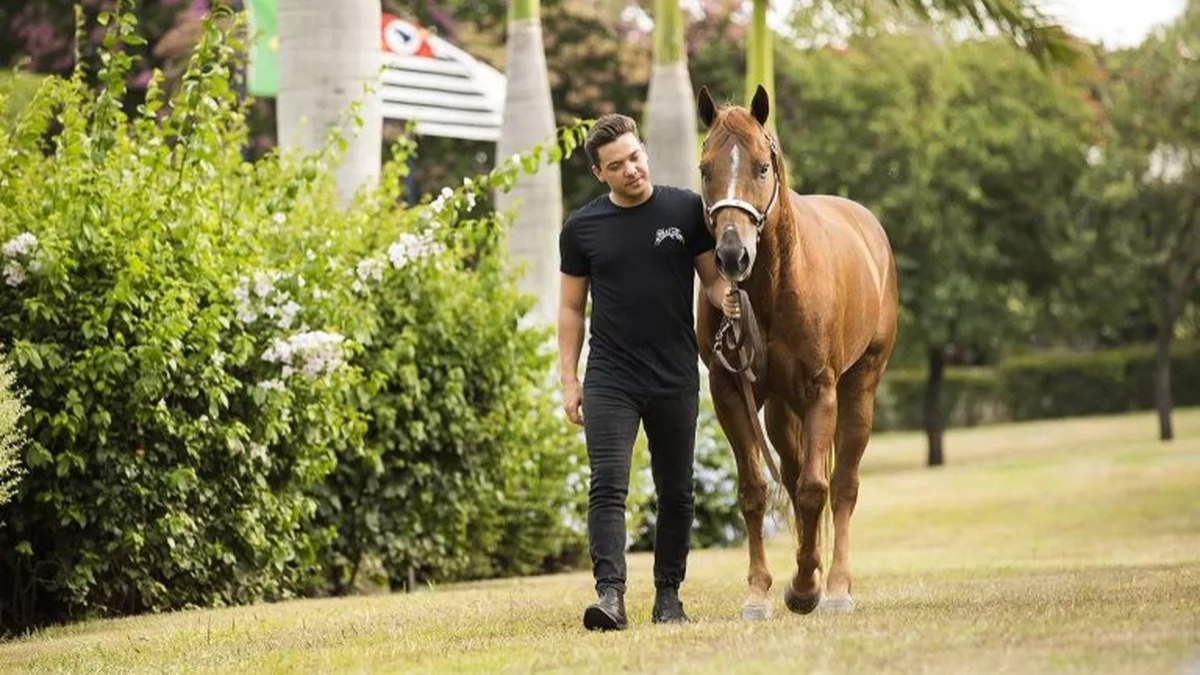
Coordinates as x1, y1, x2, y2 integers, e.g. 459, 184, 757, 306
3, 409, 1198, 674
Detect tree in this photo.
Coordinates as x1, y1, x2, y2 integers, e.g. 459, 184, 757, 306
643, 0, 699, 190
787, 0, 1080, 65
276, 0, 382, 205
496, 0, 562, 322
773, 35, 1093, 464
1079, 1, 1200, 441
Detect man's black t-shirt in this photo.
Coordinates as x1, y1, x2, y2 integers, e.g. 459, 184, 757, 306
559, 185, 716, 395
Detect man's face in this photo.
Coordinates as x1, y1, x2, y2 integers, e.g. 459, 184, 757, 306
592, 132, 651, 203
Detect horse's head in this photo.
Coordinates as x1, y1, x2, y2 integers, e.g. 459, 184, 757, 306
697, 85, 782, 282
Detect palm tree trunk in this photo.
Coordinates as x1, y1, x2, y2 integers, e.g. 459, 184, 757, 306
497, 0, 562, 322
644, 0, 698, 191
276, 0, 382, 205
745, 0, 775, 133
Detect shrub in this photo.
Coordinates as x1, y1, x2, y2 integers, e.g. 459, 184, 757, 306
313, 195, 589, 589
0, 10, 368, 631
874, 342, 1200, 431
0, 4, 588, 631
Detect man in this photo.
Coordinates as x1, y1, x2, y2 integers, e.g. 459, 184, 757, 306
558, 113, 737, 631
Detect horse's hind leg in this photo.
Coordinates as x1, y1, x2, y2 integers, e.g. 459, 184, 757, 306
710, 371, 772, 620
825, 362, 883, 614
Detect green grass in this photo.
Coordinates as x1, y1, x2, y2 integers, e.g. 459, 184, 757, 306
3, 409, 1199, 674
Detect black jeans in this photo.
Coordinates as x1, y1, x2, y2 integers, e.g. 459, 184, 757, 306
583, 385, 698, 595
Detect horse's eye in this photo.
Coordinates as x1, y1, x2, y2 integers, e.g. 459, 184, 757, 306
758, 163, 770, 177
699, 166, 710, 182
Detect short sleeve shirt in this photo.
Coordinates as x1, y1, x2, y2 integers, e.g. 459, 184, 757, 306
559, 185, 716, 395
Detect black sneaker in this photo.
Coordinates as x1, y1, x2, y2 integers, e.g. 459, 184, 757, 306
652, 586, 689, 624
583, 587, 627, 631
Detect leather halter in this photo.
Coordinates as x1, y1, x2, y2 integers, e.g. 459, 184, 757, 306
702, 131, 782, 233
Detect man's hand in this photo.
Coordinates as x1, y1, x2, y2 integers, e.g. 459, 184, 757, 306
722, 287, 741, 320
562, 379, 584, 426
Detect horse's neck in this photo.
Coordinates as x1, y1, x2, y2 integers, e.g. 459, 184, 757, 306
742, 200, 802, 332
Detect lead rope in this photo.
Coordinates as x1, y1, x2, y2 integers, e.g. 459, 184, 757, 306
714, 286, 781, 485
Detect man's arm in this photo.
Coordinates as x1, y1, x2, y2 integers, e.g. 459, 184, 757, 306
558, 272, 589, 425
694, 252, 740, 318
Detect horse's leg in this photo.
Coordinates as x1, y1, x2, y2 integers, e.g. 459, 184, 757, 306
765, 397, 803, 507
710, 371, 772, 620
824, 362, 882, 614
785, 373, 837, 615
752, 398, 802, 620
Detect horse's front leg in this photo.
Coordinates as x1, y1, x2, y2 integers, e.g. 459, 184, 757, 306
785, 371, 837, 615
710, 370, 772, 620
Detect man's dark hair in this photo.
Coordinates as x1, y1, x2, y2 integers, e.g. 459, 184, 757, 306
584, 113, 639, 167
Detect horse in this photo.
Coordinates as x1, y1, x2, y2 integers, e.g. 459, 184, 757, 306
695, 85, 899, 618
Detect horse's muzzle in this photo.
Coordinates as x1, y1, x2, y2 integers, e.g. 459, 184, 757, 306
716, 244, 752, 281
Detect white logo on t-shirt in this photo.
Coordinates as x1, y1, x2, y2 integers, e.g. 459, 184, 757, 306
655, 227, 684, 247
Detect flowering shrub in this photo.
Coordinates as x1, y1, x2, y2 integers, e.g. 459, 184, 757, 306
312, 150, 588, 592
0, 4, 587, 630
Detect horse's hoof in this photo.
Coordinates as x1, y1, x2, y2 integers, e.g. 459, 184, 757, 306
784, 586, 821, 615
820, 596, 855, 614
741, 599, 772, 621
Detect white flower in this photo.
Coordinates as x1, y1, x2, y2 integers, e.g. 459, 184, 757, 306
351, 279, 364, 294
429, 195, 447, 214
355, 257, 385, 283
440, 187, 454, 200
236, 307, 258, 325
253, 270, 281, 299
510, 152, 521, 166
262, 331, 347, 380
2, 232, 38, 258
4, 261, 26, 287
305, 249, 316, 262
277, 301, 301, 330
387, 231, 445, 270
272, 212, 287, 225
257, 379, 286, 392
232, 280, 251, 305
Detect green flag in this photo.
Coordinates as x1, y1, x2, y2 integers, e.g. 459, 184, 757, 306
247, 0, 277, 96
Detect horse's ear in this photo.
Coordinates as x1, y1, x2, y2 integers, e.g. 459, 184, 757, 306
698, 86, 717, 129
750, 85, 770, 127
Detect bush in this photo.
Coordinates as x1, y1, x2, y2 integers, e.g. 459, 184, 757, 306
875, 367, 1005, 431
313, 200, 589, 590
0, 11, 365, 631
0, 353, 27, 507
0, 5, 588, 631
874, 342, 1200, 431
1000, 342, 1200, 421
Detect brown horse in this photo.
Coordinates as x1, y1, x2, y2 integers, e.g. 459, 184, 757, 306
696, 85, 899, 618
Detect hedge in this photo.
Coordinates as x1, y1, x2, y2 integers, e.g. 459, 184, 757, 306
875, 341, 1200, 431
